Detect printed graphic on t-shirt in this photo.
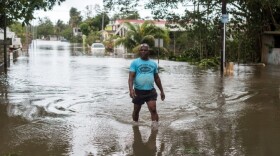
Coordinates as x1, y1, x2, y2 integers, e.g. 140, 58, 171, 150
138, 64, 154, 74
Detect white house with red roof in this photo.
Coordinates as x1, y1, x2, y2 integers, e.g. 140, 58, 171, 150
102, 19, 185, 55
104, 19, 167, 37
104, 19, 185, 38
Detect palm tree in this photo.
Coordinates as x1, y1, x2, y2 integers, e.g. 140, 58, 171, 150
69, 7, 82, 28
54, 20, 65, 37
115, 21, 170, 55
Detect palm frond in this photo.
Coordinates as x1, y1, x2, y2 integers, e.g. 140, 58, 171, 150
115, 20, 171, 53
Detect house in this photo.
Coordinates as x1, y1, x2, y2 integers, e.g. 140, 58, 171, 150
102, 19, 185, 55
73, 27, 82, 36
111, 19, 166, 37
0, 27, 22, 50
103, 19, 167, 39
103, 19, 185, 39
0, 27, 16, 40
261, 31, 280, 65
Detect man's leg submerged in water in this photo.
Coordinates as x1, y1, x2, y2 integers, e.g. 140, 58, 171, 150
147, 100, 159, 129
133, 104, 142, 122
147, 100, 158, 121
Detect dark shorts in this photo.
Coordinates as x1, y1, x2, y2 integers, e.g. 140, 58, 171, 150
132, 88, 157, 105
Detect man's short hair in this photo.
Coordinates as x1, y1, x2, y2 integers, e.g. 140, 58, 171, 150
140, 43, 149, 50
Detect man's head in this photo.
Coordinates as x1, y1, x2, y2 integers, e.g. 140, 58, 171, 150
139, 43, 150, 60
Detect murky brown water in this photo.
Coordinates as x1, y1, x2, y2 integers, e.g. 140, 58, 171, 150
0, 40, 280, 156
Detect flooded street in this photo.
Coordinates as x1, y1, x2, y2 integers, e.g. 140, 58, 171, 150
0, 40, 280, 156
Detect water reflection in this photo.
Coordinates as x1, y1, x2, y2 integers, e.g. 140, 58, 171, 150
132, 126, 163, 156
0, 40, 280, 155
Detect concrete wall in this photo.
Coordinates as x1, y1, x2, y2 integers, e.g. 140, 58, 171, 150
261, 32, 280, 65
268, 48, 280, 65
261, 34, 274, 64
0, 27, 15, 40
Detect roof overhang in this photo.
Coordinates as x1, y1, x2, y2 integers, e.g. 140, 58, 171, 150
263, 31, 280, 36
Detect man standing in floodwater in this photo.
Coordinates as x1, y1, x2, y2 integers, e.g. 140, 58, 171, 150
128, 43, 165, 128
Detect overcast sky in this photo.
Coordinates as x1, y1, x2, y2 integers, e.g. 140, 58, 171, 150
34, 0, 104, 24
34, 0, 154, 25
33, 0, 189, 25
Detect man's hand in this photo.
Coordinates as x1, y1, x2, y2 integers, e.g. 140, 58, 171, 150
130, 89, 136, 99
160, 92, 165, 101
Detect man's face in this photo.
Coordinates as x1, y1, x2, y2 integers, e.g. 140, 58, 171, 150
139, 46, 149, 60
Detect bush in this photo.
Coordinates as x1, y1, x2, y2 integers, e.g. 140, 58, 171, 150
198, 57, 219, 67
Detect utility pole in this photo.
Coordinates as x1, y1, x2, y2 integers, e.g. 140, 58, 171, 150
173, 31, 175, 55
102, 11, 104, 31
101, 10, 105, 41
3, 13, 7, 71
221, 0, 227, 74
158, 38, 160, 64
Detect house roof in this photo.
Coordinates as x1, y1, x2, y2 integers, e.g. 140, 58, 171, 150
115, 19, 166, 25
263, 31, 280, 36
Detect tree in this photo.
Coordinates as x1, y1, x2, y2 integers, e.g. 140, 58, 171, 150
115, 21, 170, 55
37, 17, 54, 39
61, 27, 73, 41
54, 20, 66, 36
0, 0, 65, 70
69, 7, 83, 27
78, 12, 110, 36
86, 31, 102, 45
0, 0, 65, 26
104, 0, 138, 15
79, 22, 91, 36
112, 11, 141, 20
125, 11, 141, 19
104, 0, 280, 63
91, 13, 110, 31
9, 22, 27, 43
227, 0, 280, 62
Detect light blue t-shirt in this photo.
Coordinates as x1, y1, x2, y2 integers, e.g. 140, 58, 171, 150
129, 58, 158, 90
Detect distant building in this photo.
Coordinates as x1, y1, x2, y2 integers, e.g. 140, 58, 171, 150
103, 19, 185, 55
73, 27, 82, 36
49, 35, 59, 41
104, 19, 185, 39
108, 19, 166, 37
0, 27, 16, 40
0, 27, 22, 49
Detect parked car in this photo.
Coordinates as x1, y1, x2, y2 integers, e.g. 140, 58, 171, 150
91, 43, 105, 55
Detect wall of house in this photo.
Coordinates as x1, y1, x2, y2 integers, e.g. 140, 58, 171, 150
261, 34, 274, 64
261, 33, 280, 65
268, 48, 280, 65
0, 27, 15, 40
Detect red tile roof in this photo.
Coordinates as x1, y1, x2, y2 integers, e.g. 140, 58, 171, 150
115, 19, 166, 25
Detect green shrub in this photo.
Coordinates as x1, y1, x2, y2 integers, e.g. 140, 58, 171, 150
198, 57, 219, 67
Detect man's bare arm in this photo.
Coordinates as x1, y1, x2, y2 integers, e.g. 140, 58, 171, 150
154, 73, 165, 101
128, 72, 136, 98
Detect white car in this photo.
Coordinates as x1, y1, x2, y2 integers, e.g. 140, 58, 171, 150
91, 43, 105, 55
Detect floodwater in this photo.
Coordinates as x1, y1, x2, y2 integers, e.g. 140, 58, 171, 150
0, 40, 280, 156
